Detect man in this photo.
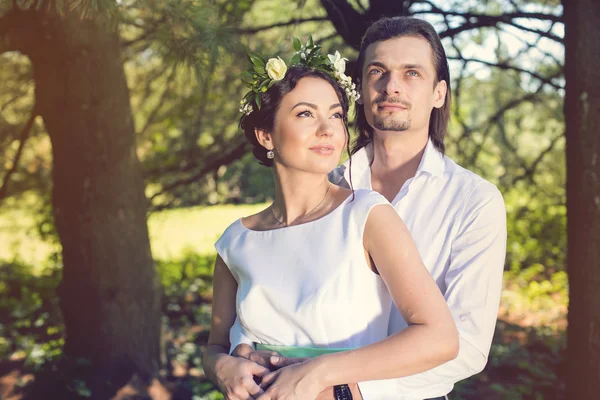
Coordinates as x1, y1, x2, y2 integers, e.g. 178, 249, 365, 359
205, 16, 506, 400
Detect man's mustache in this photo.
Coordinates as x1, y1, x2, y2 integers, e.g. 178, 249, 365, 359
374, 96, 412, 109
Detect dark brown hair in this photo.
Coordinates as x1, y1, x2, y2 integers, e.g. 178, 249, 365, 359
352, 16, 451, 155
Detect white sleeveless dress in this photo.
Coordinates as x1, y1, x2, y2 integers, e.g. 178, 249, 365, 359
215, 189, 394, 352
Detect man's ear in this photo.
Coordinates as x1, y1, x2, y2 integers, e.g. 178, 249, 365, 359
433, 80, 447, 109
255, 128, 273, 150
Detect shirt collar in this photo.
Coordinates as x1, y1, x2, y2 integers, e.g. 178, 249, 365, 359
417, 138, 446, 179
338, 138, 445, 187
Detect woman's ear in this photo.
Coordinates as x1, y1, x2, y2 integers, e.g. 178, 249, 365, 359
255, 128, 273, 150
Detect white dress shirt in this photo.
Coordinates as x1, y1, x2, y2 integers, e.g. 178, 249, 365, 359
228, 139, 507, 399
328, 139, 506, 399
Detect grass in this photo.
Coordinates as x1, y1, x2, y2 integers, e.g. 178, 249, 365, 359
0, 200, 569, 399
148, 203, 267, 259
0, 202, 268, 266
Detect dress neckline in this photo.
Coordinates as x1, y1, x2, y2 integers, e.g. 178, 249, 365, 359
238, 191, 356, 233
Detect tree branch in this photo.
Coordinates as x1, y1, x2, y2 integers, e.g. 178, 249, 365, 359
120, 16, 167, 49
0, 105, 37, 201
502, 20, 563, 43
320, 0, 364, 49
512, 133, 563, 185
500, 25, 563, 67
415, 1, 563, 43
439, 19, 501, 39
137, 66, 177, 137
447, 55, 563, 89
148, 140, 249, 205
0, 6, 38, 55
238, 16, 329, 34
417, 0, 563, 23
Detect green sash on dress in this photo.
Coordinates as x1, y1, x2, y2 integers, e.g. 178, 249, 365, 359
255, 343, 351, 359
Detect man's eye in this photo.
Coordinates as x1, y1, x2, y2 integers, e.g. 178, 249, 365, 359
407, 70, 420, 77
368, 69, 383, 76
297, 110, 312, 117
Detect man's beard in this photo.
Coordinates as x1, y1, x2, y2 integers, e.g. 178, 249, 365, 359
372, 96, 412, 131
373, 115, 412, 131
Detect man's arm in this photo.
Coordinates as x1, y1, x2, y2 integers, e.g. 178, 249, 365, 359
357, 182, 507, 399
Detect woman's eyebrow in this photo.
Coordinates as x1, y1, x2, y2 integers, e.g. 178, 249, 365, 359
291, 102, 317, 111
291, 102, 342, 111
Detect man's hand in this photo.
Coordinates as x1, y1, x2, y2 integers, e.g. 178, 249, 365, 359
232, 344, 308, 371
214, 353, 270, 400
315, 383, 363, 400
255, 361, 323, 400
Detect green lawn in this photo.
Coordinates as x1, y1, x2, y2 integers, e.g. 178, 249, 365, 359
0, 202, 268, 267
149, 202, 267, 259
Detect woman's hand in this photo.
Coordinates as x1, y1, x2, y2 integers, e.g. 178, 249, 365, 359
214, 353, 270, 400
256, 360, 324, 400
233, 343, 310, 370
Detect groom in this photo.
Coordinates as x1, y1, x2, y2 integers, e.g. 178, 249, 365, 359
208, 16, 506, 400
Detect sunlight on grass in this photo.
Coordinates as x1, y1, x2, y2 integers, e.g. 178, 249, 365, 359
148, 203, 267, 259
0, 201, 268, 266
0, 197, 58, 269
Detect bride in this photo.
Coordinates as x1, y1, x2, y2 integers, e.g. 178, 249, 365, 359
202, 38, 458, 400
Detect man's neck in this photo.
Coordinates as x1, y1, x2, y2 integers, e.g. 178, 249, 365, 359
369, 131, 428, 202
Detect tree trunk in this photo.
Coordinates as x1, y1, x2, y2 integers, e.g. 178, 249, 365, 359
12, 8, 161, 397
563, 0, 600, 397
319, 0, 413, 50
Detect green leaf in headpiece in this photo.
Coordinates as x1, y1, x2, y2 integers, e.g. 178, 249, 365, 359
247, 50, 265, 62
290, 53, 301, 65
255, 92, 262, 109
250, 55, 264, 68
308, 34, 314, 47
241, 71, 254, 84
293, 37, 302, 51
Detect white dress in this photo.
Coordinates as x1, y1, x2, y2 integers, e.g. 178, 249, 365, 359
215, 189, 393, 352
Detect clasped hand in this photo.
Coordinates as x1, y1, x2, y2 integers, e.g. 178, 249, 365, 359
219, 344, 327, 399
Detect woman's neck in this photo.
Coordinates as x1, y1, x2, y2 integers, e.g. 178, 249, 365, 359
271, 169, 332, 226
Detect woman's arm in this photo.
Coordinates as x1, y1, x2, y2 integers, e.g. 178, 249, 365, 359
202, 255, 269, 399
257, 204, 458, 399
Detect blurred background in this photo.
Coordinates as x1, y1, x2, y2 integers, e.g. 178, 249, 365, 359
0, 0, 591, 399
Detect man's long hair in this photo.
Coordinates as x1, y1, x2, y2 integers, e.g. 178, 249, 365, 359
352, 17, 452, 155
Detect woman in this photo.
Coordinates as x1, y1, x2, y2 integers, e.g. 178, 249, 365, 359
203, 38, 458, 400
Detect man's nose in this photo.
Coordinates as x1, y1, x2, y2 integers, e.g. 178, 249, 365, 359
383, 71, 403, 95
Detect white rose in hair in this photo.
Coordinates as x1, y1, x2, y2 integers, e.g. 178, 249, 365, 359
266, 57, 287, 81
328, 51, 348, 76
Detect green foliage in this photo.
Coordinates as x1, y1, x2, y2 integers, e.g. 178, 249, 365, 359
0, 0, 568, 396
0, 260, 63, 369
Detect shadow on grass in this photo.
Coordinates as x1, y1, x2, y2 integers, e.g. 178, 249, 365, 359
0, 253, 567, 399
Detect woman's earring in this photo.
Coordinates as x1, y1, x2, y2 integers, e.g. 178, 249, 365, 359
266, 150, 275, 159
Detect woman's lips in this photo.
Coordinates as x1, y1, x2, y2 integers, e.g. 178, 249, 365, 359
309, 145, 334, 155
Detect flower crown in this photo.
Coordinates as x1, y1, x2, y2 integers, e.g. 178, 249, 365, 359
239, 35, 359, 116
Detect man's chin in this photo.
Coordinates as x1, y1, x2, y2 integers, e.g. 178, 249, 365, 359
372, 115, 411, 131
374, 121, 411, 131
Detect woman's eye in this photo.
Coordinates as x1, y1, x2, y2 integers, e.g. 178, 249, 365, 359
297, 110, 312, 117
331, 112, 343, 119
